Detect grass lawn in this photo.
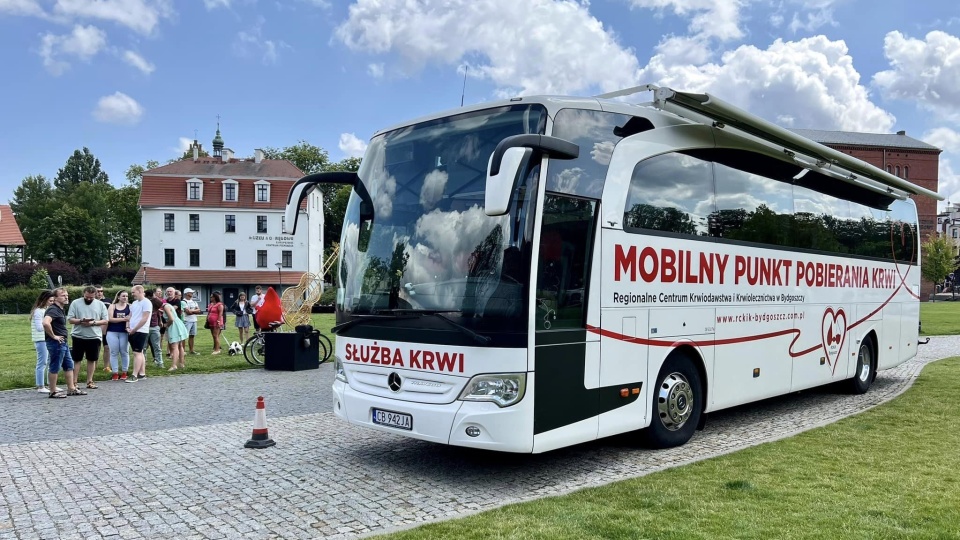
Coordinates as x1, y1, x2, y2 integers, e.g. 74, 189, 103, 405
379, 357, 960, 540
920, 300, 960, 335
0, 313, 335, 391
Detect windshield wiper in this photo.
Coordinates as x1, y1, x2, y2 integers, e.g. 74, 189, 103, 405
375, 309, 492, 345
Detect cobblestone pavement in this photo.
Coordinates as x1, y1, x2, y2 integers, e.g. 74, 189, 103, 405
0, 338, 956, 539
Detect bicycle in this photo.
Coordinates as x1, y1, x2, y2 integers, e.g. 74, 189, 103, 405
243, 324, 334, 366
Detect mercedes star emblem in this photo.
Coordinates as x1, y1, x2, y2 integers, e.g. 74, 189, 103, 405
387, 372, 402, 392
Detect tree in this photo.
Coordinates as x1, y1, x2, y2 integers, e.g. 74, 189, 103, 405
54, 147, 110, 194
107, 185, 142, 265
125, 159, 160, 187
922, 235, 954, 300
262, 141, 330, 175
9, 175, 55, 261
31, 206, 109, 273
178, 147, 209, 161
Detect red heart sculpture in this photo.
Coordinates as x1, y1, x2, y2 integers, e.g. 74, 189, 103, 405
821, 307, 847, 375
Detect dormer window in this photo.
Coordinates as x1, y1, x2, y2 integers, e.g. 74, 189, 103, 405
254, 180, 271, 203
223, 179, 238, 202
186, 178, 203, 200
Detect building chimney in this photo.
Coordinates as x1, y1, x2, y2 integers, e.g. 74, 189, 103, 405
254, 148, 264, 164
193, 140, 199, 162
897, 130, 906, 135
224, 148, 235, 162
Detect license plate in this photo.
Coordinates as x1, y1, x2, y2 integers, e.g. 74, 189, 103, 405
372, 408, 413, 431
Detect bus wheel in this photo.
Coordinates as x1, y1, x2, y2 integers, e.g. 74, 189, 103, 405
847, 339, 875, 395
642, 354, 703, 449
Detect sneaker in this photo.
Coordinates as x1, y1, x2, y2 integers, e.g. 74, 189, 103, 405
103, 366, 112, 373
190, 351, 200, 355
211, 350, 221, 355
37, 387, 49, 393
124, 376, 138, 383
119, 372, 128, 381
111, 373, 119, 381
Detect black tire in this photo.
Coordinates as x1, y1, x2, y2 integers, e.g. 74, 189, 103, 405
317, 332, 334, 363
642, 353, 703, 449
847, 339, 875, 394
244, 334, 265, 366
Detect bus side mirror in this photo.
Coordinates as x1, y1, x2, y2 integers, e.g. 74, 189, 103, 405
485, 147, 533, 216
484, 134, 579, 217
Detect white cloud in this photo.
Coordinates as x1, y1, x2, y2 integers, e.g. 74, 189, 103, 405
924, 127, 960, 155
335, 0, 639, 95
367, 63, 384, 78
873, 31, 960, 120
338, 133, 367, 158
38, 24, 107, 75
92, 91, 144, 125
627, 0, 746, 42
203, 0, 229, 8
177, 137, 192, 153
638, 35, 896, 132
234, 19, 290, 65
52, 0, 174, 35
0, 0, 44, 16
122, 50, 155, 74
937, 158, 960, 207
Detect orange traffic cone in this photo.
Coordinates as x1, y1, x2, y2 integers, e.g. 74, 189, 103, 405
244, 396, 276, 449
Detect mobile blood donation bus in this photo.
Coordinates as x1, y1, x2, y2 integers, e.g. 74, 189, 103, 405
284, 85, 941, 453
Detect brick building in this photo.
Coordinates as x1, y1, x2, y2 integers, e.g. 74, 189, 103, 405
793, 129, 942, 295
0, 205, 26, 272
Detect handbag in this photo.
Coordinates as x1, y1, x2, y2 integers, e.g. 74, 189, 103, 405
204, 319, 212, 329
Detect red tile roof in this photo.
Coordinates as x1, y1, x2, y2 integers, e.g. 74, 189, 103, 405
0, 205, 26, 246
132, 267, 308, 286
147, 158, 304, 178
139, 158, 305, 209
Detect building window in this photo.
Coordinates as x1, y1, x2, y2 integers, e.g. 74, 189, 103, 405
164, 248, 175, 267
281, 216, 286, 233
189, 249, 200, 267
257, 215, 268, 234
254, 180, 271, 203
257, 250, 267, 268
189, 214, 199, 232
225, 214, 236, 233
886, 165, 892, 173
896, 165, 901, 177
904, 166, 909, 180
282, 250, 292, 267
224, 183, 237, 201
225, 249, 236, 267
164, 213, 175, 231
953, 229, 958, 239
186, 178, 203, 200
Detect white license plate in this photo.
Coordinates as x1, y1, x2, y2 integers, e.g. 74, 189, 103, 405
372, 408, 413, 431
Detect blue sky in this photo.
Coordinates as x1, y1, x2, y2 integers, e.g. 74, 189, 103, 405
2, 0, 960, 208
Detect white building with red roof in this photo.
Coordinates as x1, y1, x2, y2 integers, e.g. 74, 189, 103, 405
136, 127, 321, 307
0, 204, 26, 272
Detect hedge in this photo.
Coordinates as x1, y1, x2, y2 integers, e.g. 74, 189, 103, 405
0, 286, 130, 315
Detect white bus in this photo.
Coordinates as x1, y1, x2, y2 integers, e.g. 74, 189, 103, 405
285, 85, 941, 453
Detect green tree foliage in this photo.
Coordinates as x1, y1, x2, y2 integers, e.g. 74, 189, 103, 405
54, 147, 110, 194
262, 140, 330, 175
29, 268, 50, 289
922, 236, 955, 299
9, 175, 55, 261
178, 147, 209, 161
107, 185, 142, 265
125, 159, 160, 187
32, 206, 109, 273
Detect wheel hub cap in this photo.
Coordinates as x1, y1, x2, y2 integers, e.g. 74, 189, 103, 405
657, 372, 694, 431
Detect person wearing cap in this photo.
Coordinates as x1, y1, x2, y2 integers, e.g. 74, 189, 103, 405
181, 288, 202, 355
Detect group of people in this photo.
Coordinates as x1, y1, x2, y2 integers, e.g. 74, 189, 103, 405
30, 284, 269, 399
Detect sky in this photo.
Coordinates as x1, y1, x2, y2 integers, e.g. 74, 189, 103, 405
1, 0, 959, 210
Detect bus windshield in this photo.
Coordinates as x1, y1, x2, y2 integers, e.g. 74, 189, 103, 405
337, 104, 546, 343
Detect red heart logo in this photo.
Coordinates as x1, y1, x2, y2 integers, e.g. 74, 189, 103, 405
821, 307, 847, 375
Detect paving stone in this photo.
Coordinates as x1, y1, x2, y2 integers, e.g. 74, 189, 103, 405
1, 338, 956, 538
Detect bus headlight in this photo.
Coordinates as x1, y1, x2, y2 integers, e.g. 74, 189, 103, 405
334, 356, 347, 382
458, 373, 526, 407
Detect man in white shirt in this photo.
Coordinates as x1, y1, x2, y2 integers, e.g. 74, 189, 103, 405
250, 285, 264, 331
181, 288, 202, 355
126, 285, 153, 382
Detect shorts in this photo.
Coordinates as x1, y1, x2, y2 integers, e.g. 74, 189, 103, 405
46, 339, 74, 374
159, 325, 166, 336
129, 332, 149, 352
185, 320, 197, 336
70, 337, 101, 363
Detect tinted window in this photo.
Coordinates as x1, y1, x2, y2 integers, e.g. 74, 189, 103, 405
713, 157, 793, 246
548, 109, 652, 199
624, 153, 714, 235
